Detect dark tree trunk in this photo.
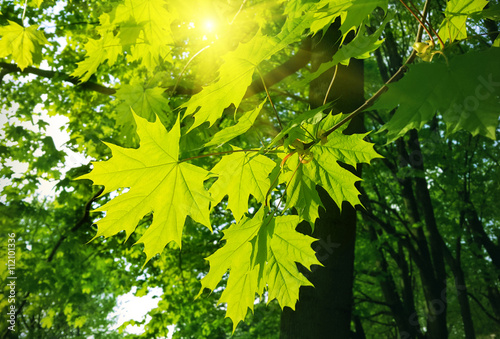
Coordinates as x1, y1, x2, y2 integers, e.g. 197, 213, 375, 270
366, 223, 423, 338
280, 22, 364, 338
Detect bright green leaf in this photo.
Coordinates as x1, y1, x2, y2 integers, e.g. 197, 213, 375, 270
79, 113, 212, 263
0, 21, 49, 70
200, 207, 320, 330
205, 100, 265, 147
72, 31, 122, 82
439, 0, 488, 43
281, 115, 381, 224
310, 0, 388, 36
115, 83, 171, 135
209, 148, 277, 221
182, 32, 279, 131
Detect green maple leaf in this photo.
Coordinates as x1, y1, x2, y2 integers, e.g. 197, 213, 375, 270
439, 0, 488, 42
209, 148, 277, 221
0, 21, 49, 70
182, 32, 278, 131
113, 0, 174, 69
182, 13, 316, 132
204, 100, 265, 147
72, 31, 121, 82
115, 83, 171, 136
116, 84, 170, 121
281, 114, 381, 224
300, 17, 388, 86
310, 0, 388, 36
200, 207, 320, 330
372, 48, 500, 141
78, 113, 212, 262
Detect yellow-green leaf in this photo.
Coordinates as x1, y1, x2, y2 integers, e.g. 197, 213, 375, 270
439, 0, 488, 43
204, 100, 265, 147
71, 31, 122, 82
281, 114, 382, 224
182, 32, 278, 131
79, 113, 212, 263
209, 148, 276, 221
200, 207, 320, 330
0, 21, 49, 70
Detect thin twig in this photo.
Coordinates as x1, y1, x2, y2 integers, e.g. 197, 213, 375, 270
398, 0, 438, 47
171, 45, 211, 96
323, 65, 338, 105
257, 67, 284, 130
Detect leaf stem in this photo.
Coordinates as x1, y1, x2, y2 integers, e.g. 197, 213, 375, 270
323, 65, 338, 106
398, 0, 437, 47
21, 0, 28, 23
275, 160, 302, 215
257, 67, 284, 130
171, 45, 211, 97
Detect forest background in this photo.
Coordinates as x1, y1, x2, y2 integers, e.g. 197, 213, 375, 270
0, 0, 499, 338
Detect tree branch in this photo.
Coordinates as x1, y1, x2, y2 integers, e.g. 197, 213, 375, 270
0, 62, 117, 95
1, 37, 311, 100
244, 36, 312, 98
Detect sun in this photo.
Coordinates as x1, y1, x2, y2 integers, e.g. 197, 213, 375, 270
203, 19, 216, 33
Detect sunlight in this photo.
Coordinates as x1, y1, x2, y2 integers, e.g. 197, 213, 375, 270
204, 19, 215, 32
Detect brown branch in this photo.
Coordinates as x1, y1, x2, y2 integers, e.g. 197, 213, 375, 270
244, 36, 312, 98
0, 62, 117, 95
2, 37, 311, 100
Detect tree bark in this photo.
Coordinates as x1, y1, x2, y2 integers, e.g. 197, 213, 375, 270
280, 22, 364, 338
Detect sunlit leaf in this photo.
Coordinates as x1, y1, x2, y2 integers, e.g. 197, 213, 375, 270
439, 0, 488, 42
205, 100, 265, 147
209, 148, 277, 221
200, 207, 320, 330
0, 21, 49, 70
79, 113, 212, 262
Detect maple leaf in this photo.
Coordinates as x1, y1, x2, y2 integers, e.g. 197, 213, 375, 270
116, 84, 170, 121
310, 0, 388, 36
78, 112, 212, 262
204, 100, 265, 147
209, 148, 277, 221
300, 19, 388, 87
182, 13, 317, 132
372, 48, 500, 141
115, 83, 172, 137
439, 0, 488, 42
182, 32, 278, 131
0, 21, 49, 70
114, 0, 174, 69
72, 31, 121, 82
199, 207, 320, 330
280, 114, 382, 225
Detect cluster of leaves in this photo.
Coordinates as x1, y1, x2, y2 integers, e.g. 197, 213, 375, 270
70, 0, 386, 329
1, 0, 499, 333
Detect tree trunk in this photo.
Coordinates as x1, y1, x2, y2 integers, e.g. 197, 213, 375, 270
280, 22, 364, 338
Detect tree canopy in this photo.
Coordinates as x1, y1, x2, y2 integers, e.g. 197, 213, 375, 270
1, 0, 499, 337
